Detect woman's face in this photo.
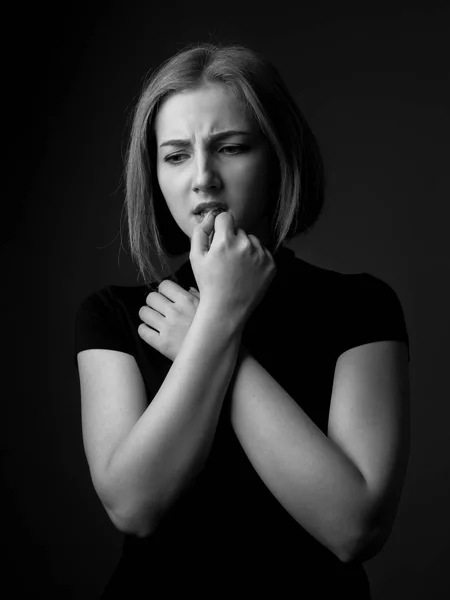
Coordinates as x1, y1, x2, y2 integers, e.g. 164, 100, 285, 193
154, 82, 276, 246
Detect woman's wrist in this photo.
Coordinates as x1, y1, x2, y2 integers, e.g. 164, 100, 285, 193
196, 299, 246, 337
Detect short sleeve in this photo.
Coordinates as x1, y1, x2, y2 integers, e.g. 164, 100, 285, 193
73, 286, 133, 370
336, 273, 410, 362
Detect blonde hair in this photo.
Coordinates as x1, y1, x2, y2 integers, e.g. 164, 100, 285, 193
124, 42, 326, 286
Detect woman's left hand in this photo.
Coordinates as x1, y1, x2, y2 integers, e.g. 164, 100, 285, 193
138, 279, 201, 361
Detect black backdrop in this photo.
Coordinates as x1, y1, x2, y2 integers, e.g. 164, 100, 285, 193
4, 1, 449, 598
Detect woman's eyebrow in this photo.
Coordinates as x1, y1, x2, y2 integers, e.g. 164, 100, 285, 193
159, 130, 252, 148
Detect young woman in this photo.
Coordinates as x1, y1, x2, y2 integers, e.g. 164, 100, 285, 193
74, 42, 411, 598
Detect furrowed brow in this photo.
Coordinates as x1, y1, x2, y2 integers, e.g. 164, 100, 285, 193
159, 129, 251, 148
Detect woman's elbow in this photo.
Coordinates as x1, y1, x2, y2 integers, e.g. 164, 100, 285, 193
343, 523, 392, 563
93, 476, 158, 538
104, 501, 157, 538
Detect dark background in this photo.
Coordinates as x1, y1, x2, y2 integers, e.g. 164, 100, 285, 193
4, 1, 449, 598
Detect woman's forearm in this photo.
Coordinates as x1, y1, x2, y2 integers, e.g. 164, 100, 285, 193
229, 348, 370, 562
105, 305, 243, 538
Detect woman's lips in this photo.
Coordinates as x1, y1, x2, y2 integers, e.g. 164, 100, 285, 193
194, 207, 227, 222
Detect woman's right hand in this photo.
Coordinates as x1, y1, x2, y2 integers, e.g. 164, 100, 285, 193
189, 209, 277, 327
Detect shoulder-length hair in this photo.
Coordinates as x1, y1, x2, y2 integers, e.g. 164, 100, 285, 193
124, 42, 326, 287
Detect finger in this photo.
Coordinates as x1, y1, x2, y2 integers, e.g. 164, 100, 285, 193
247, 233, 262, 250
157, 279, 193, 304
190, 209, 221, 256
189, 286, 200, 299
145, 291, 168, 317
139, 305, 164, 331
233, 227, 253, 252
138, 322, 161, 346
210, 210, 235, 246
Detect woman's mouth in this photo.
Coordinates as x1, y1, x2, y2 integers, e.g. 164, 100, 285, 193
194, 207, 227, 222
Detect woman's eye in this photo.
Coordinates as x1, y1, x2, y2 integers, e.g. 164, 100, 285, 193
220, 145, 246, 155
165, 153, 188, 164
164, 145, 247, 165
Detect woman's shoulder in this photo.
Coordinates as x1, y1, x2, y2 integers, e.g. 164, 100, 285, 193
286, 249, 391, 288
77, 282, 151, 316
281, 248, 353, 286
283, 250, 401, 310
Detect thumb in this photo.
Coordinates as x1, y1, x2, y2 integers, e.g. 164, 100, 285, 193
190, 210, 217, 256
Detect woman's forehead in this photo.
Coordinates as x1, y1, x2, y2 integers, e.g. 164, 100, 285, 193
155, 83, 256, 140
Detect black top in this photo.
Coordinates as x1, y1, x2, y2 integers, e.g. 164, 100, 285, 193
74, 246, 410, 599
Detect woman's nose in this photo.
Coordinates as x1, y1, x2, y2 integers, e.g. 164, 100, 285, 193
192, 153, 221, 193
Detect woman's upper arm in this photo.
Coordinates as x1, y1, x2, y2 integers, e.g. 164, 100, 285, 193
327, 340, 411, 536
77, 348, 148, 506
